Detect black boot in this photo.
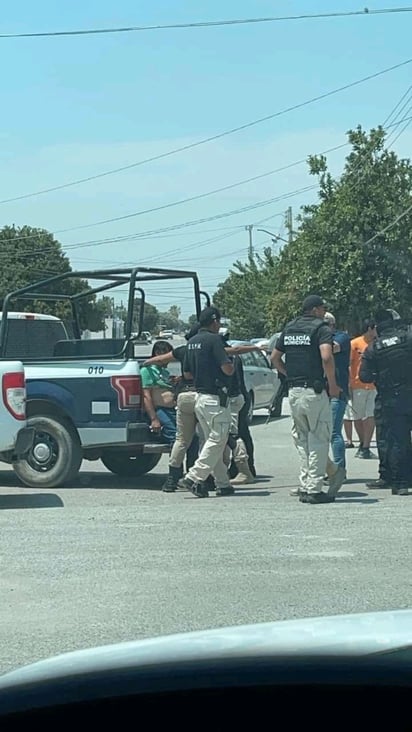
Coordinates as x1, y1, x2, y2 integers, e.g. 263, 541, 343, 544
162, 466, 183, 493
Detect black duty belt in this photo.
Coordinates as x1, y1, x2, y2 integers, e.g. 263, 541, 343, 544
196, 388, 219, 396
289, 379, 321, 389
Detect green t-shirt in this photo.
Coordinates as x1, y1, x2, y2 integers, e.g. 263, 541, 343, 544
140, 365, 172, 389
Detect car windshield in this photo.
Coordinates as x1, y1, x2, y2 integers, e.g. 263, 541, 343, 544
1, 0, 412, 677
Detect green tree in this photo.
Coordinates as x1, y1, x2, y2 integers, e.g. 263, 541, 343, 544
142, 302, 160, 332
187, 313, 198, 327
158, 305, 184, 332
0, 225, 106, 331
267, 127, 412, 334
213, 249, 278, 339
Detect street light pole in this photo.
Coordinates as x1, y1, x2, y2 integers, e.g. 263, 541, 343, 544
245, 225, 254, 256
286, 206, 293, 244
257, 228, 289, 247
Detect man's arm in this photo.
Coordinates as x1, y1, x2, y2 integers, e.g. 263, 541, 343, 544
142, 389, 161, 432
225, 344, 265, 355
221, 361, 235, 376
270, 332, 286, 375
317, 324, 340, 397
143, 352, 176, 367
319, 343, 340, 397
271, 348, 286, 376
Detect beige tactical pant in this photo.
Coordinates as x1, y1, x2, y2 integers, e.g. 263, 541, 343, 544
186, 393, 231, 489
169, 390, 197, 468
223, 393, 248, 465
289, 387, 332, 494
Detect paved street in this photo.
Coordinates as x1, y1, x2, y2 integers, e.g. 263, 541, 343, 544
1, 406, 412, 675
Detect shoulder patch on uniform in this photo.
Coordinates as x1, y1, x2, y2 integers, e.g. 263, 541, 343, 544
381, 336, 401, 348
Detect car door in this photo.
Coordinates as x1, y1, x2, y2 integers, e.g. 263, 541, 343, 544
251, 351, 280, 407
239, 351, 265, 408
240, 353, 263, 409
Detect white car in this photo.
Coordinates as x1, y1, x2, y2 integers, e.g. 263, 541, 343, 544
158, 330, 174, 340
230, 342, 284, 422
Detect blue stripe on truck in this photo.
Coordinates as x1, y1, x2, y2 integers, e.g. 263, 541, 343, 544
26, 378, 143, 425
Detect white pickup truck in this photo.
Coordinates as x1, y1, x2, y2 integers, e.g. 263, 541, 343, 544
0, 267, 207, 489
0, 360, 34, 468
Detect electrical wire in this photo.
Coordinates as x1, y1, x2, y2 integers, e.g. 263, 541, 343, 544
0, 57, 410, 207
363, 200, 412, 247
389, 113, 412, 145
1, 7, 412, 38
384, 82, 412, 145
0, 109, 410, 258
0, 184, 316, 252
382, 83, 412, 126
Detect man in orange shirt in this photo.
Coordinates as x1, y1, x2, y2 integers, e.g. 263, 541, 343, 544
350, 318, 377, 458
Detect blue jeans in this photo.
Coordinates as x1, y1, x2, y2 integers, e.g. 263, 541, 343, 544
331, 397, 346, 468
155, 407, 177, 444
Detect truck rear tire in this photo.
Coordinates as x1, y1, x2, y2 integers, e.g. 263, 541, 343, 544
13, 415, 82, 489
101, 451, 161, 477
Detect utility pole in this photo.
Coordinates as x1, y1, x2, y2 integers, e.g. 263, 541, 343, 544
245, 225, 254, 257
286, 206, 293, 244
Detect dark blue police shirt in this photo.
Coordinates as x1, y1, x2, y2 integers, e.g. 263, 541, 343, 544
183, 329, 231, 395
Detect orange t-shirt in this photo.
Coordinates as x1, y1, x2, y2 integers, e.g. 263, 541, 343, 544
350, 335, 375, 390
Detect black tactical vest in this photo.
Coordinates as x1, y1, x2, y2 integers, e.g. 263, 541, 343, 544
373, 328, 412, 392
282, 316, 326, 385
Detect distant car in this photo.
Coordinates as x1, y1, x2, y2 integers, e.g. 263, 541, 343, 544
229, 341, 284, 422
159, 330, 174, 340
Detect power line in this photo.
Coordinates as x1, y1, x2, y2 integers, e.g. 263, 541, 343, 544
53, 161, 343, 235
389, 112, 412, 145
0, 196, 293, 259
363, 200, 412, 247
0, 57, 410, 207
383, 83, 412, 126
62, 185, 317, 239
384, 82, 412, 145
1, 113, 410, 256
1, 7, 412, 38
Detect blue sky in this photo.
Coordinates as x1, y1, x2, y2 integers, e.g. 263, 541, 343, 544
0, 1, 411, 316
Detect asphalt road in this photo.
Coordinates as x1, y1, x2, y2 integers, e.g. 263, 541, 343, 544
1, 404, 411, 675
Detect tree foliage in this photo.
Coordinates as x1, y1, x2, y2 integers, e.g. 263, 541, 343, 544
142, 302, 160, 332
0, 225, 106, 331
214, 248, 278, 339
214, 127, 412, 337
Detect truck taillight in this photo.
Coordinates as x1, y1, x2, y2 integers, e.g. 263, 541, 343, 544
111, 376, 141, 410
2, 371, 26, 421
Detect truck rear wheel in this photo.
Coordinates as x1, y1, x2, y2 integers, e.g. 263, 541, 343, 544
13, 415, 82, 488
101, 451, 161, 477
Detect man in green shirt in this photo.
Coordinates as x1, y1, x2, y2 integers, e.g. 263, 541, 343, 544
140, 341, 176, 443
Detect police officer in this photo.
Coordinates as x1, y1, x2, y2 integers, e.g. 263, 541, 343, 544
179, 306, 235, 498
272, 294, 344, 504
360, 309, 412, 496
142, 324, 200, 493
219, 328, 255, 484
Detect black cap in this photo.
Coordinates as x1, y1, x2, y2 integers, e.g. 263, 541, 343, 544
199, 306, 222, 327
185, 323, 200, 341
374, 309, 394, 325
302, 294, 327, 312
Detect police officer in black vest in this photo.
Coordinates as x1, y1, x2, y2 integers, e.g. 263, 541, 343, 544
272, 294, 343, 504
360, 309, 412, 496
180, 306, 235, 498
